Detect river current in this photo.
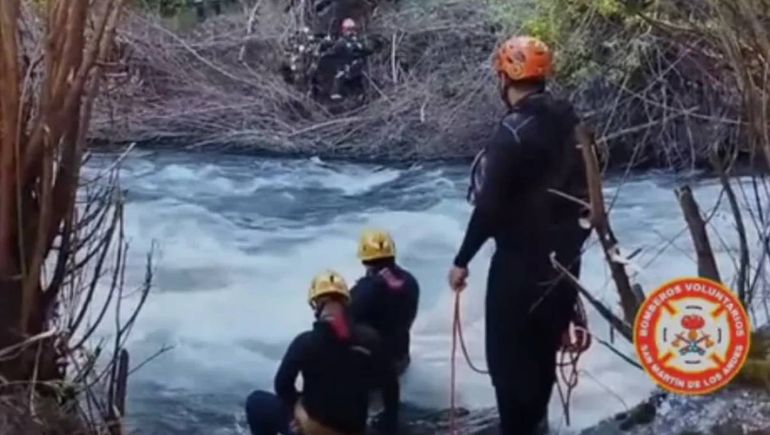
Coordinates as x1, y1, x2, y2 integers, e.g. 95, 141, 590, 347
80, 151, 767, 434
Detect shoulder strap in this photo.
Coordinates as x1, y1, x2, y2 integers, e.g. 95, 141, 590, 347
467, 113, 531, 204
467, 148, 486, 204
500, 111, 534, 143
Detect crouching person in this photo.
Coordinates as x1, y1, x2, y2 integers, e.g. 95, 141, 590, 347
245, 270, 399, 435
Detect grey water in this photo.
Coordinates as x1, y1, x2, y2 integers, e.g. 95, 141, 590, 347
80, 151, 768, 435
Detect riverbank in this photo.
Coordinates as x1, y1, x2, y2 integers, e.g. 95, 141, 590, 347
415, 325, 770, 435
91, 0, 766, 171
391, 385, 770, 435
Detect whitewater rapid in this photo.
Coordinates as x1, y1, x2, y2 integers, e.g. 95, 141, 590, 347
81, 151, 767, 435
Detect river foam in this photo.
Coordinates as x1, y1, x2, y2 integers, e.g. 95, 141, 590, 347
80, 151, 768, 434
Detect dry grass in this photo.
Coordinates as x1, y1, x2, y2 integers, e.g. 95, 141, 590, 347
90, 0, 505, 161
0, 392, 86, 435
82, 0, 760, 169
89, 0, 767, 169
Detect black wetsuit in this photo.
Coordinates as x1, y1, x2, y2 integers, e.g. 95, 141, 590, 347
245, 310, 399, 435
350, 261, 420, 372
453, 90, 589, 435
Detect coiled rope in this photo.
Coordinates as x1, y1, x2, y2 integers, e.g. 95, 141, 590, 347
449, 291, 593, 434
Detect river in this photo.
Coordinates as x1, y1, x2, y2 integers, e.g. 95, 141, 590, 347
81, 150, 767, 435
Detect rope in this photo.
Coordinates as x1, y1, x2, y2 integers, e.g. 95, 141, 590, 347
449, 292, 597, 433
450, 291, 488, 435
453, 292, 489, 375
450, 295, 458, 435
554, 297, 592, 427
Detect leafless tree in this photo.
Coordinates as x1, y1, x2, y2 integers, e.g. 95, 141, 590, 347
0, 1, 152, 433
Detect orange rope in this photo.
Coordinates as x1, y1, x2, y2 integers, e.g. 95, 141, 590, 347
555, 297, 592, 426
449, 292, 591, 433
453, 292, 489, 375
450, 291, 488, 435
450, 294, 458, 435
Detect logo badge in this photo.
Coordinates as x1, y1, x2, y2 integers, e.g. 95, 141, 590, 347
633, 277, 751, 395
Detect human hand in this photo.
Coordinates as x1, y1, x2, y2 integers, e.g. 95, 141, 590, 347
448, 266, 469, 292
289, 419, 301, 434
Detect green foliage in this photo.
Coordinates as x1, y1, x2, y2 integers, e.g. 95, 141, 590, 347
515, 0, 642, 84
484, 0, 540, 34
736, 332, 770, 388
594, 0, 625, 17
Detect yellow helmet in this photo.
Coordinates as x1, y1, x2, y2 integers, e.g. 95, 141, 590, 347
308, 270, 350, 308
357, 229, 396, 262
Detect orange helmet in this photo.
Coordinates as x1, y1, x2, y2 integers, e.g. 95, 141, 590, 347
493, 36, 553, 82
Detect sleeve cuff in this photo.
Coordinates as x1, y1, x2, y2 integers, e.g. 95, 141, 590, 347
453, 254, 468, 268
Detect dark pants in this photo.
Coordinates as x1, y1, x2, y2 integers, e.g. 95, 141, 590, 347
245, 391, 296, 435
394, 354, 410, 377
484, 242, 581, 435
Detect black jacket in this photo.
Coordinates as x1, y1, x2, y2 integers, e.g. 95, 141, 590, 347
274, 310, 399, 434
350, 264, 420, 363
455, 90, 587, 269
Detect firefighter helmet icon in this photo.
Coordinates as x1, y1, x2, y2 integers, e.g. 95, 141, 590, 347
634, 277, 751, 395
670, 314, 715, 357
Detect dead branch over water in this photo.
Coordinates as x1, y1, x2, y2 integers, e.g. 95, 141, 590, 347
0, 1, 152, 433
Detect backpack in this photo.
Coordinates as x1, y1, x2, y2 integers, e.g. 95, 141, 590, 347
467, 113, 580, 206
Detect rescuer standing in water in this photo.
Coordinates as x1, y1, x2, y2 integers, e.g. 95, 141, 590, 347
448, 35, 590, 435
350, 229, 420, 375
349, 229, 420, 432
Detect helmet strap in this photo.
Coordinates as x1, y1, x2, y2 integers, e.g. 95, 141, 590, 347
498, 74, 514, 110
311, 299, 325, 318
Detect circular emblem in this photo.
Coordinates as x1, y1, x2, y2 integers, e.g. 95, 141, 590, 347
633, 277, 751, 395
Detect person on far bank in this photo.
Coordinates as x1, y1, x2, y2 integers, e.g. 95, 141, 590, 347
324, 18, 377, 100
349, 229, 419, 432
244, 270, 399, 435
448, 35, 589, 435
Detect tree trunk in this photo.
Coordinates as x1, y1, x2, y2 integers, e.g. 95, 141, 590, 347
676, 185, 722, 283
